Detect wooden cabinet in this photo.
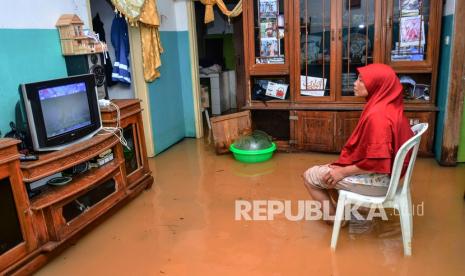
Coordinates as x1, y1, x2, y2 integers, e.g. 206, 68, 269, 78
335, 111, 362, 150
0, 139, 38, 271
293, 110, 434, 155
294, 111, 360, 153
100, 99, 153, 190
0, 100, 154, 275
20, 133, 128, 246
294, 111, 335, 151
241, 0, 442, 155
405, 111, 435, 155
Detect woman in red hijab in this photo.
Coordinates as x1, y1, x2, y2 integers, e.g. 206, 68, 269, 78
303, 63, 414, 219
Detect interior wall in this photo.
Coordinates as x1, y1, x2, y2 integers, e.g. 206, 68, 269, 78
89, 0, 135, 99
0, 0, 89, 136
434, 0, 456, 161
149, 0, 196, 155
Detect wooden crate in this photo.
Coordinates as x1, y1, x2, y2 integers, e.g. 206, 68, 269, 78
210, 111, 252, 154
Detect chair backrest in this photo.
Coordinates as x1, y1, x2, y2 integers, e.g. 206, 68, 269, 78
383, 123, 429, 202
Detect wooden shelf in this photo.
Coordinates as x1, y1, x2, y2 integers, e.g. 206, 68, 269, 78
0, 99, 153, 275
30, 159, 123, 210
21, 133, 119, 182
62, 50, 104, 56
100, 99, 143, 124
244, 102, 438, 111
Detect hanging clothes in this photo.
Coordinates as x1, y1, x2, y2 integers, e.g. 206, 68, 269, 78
92, 13, 116, 87
111, 15, 131, 84
139, 0, 163, 82
110, 0, 164, 82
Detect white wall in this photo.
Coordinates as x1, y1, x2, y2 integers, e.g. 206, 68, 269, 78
157, 0, 189, 31
444, 0, 455, 16
174, 0, 189, 31
1, 0, 90, 29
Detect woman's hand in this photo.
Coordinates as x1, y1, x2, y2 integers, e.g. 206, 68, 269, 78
323, 167, 346, 188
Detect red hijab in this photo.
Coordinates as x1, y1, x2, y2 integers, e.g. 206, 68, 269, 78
334, 63, 413, 174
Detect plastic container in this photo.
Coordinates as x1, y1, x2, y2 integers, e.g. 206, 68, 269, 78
229, 142, 276, 163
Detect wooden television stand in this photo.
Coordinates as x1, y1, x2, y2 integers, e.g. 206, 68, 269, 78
0, 99, 153, 275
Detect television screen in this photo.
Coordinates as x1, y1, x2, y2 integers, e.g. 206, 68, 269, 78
39, 82, 92, 138
19, 74, 102, 152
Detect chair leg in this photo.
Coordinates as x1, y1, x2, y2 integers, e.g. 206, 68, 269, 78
407, 191, 413, 233
331, 194, 346, 250
399, 197, 412, 256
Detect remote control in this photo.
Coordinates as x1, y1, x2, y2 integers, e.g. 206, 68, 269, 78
19, 154, 39, 161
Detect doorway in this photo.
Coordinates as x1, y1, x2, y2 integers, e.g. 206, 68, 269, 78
86, 0, 154, 156
192, 1, 246, 135
88, 0, 135, 99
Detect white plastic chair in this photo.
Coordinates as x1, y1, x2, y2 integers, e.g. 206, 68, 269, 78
330, 123, 429, 256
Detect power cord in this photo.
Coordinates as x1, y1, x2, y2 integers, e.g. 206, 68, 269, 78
98, 101, 130, 151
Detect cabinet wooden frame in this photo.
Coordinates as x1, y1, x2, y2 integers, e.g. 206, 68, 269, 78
292, 0, 337, 103
240, 0, 442, 155
244, 0, 292, 74
44, 170, 125, 241
243, 0, 295, 107
0, 140, 38, 271
100, 99, 152, 190
292, 110, 435, 155
384, 0, 443, 71
0, 100, 154, 275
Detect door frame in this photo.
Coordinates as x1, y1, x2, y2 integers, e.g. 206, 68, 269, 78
187, 0, 204, 138
439, 0, 465, 165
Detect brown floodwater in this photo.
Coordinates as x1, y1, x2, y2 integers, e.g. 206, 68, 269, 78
36, 138, 465, 275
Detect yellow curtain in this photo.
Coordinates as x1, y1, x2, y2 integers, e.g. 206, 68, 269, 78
111, 0, 163, 82
111, 0, 146, 23
139, 0, 163, 82
199, 0, 243, 24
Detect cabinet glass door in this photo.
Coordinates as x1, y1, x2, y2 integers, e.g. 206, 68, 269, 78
254, 0, 286, 65
298, 0, 333, 100
387, 0, 430, 64
339, 0, 376, 98
123, 124, 141, 176
0, 177, 24, 255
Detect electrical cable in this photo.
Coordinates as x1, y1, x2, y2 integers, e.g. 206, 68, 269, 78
98, 101, 130, 151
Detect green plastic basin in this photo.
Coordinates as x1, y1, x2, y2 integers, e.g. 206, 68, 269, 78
229, 142, 276, 163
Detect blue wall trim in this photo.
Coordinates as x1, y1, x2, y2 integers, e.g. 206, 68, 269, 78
434, 15, 454, 160
0, 29, 67, 136
148, 31, 196, 155
177, 32, 196, 138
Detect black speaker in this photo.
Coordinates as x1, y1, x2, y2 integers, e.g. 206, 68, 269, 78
65, 53, 108, 99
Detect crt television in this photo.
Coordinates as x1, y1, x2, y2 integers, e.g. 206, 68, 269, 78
18, 74, 102, 151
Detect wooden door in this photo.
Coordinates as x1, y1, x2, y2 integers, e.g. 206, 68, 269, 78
336, 0, 383, 102
384, 0, 443, 70
295, 111, 335, 151
335, 111, 362, 151
295, 0, 336, 103
245, 0, 291, 74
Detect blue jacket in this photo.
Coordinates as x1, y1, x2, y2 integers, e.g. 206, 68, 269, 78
111, 15, 131, 84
